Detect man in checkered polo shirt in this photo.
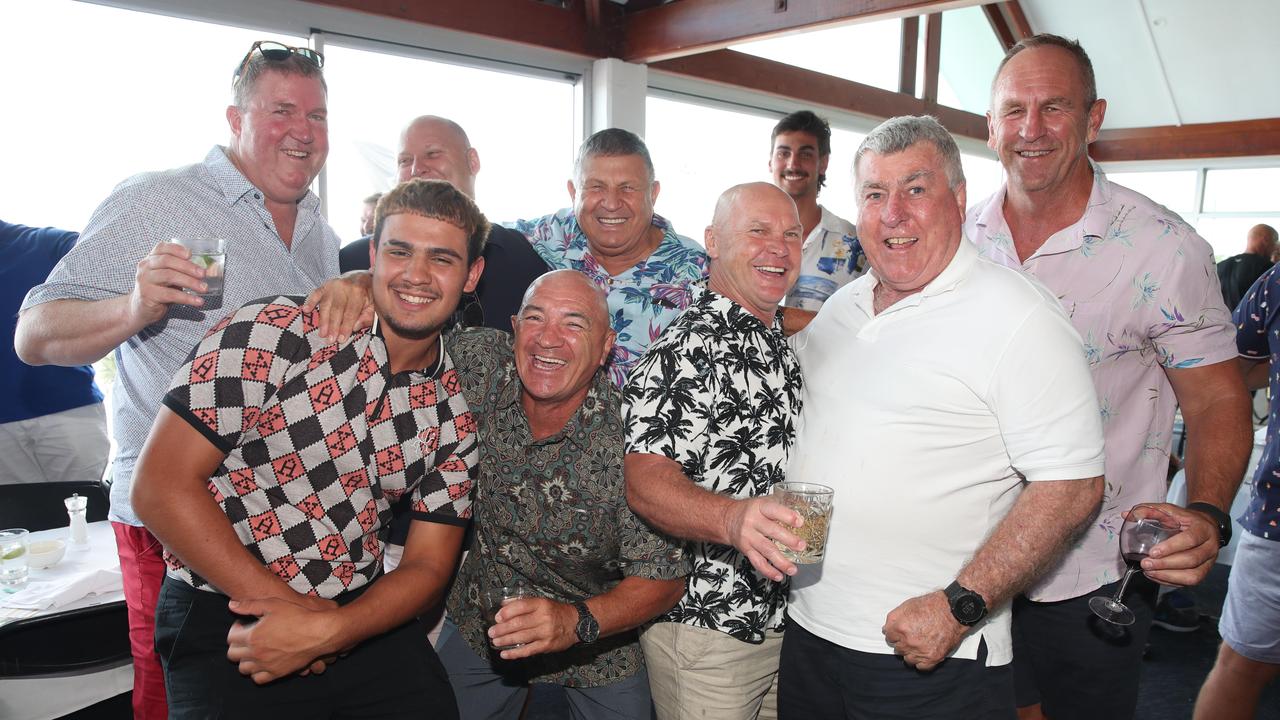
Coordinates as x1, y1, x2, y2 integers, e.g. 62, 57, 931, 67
132, 179, 485, 719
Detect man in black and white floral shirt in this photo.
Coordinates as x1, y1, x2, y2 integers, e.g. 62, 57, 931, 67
624, 182, 807, 720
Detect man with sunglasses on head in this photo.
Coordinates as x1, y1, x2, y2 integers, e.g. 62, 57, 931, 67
16, 41, 344, 720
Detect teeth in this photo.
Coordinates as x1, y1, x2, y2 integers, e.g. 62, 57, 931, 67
598, 218, 627, 225
757, 266, 785, 274
533, 354, 566, 366
283, 149, 309, 158
397, 292, 432, 305
1018, 150, 1050, 157
885, 237, 916, 247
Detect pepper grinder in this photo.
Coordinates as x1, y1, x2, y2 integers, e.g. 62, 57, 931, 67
65, 493, 90, 550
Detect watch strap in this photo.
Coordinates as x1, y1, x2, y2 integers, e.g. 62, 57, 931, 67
1187, 502, 1232, 548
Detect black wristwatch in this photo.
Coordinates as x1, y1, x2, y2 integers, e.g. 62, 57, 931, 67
573, 601, 600, 644
944, 581, 988, 627
1187, 502, 1232, 548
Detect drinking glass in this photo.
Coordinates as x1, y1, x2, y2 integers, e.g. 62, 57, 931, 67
771, 482, 835, 564
1089, 504, 1181, 626
173, 237, 226, 297
0, 528, 30, 592
484, 581, 531, 650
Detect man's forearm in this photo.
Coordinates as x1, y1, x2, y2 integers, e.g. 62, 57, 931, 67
625, 453, 736, 546
587, 576, 685, 639
956, 477, 1103, 607
1182, 393, 1252, 511
17, 297, 144, 366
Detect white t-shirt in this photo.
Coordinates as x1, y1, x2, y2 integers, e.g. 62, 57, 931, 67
787, 237, 1105, 666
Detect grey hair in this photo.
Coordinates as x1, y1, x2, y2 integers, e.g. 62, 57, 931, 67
854, 115, 965, 191
233, 51, 326, 109
574, 128, 655, 184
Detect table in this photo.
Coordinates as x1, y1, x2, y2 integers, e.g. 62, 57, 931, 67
0, 521, 132, 720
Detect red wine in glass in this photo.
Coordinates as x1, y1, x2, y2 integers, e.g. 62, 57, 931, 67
1089, 505, 1181, 626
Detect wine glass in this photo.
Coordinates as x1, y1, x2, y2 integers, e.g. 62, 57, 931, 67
1089, 504, 1182, 625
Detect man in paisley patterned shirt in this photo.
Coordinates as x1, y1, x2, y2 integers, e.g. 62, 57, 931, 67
438, 269, 688, 720
624, 182, 806, 720
513, 128, 710, 387
131, 179, 484, 719
966, 34, 1252, 720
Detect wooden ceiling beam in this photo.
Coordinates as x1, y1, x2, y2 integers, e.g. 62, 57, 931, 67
982, 4, 1016, 50
899, 16, 919, 96
1092, 119, 1280, 162
922, 13, 942, 103
1004, 0, 1033, 40
623, 0, 989, 63
302, 0, 609, 58
650, 49, 989, 141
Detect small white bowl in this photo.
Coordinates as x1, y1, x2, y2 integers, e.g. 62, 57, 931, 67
27, 539, 66, 569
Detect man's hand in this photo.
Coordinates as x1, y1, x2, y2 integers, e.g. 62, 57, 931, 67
488, 597, 579, 661
302, 271, 374, 343
225, 596, 341, 685
723, 497, 803, 582
882, 591, 967, 671
129, 241, 207, 325
1137, 502, 1221, 587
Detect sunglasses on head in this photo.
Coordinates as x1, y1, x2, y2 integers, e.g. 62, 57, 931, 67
233, 41, 324, 83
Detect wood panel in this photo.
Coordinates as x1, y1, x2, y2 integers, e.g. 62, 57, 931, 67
1092, 119, 1280, 162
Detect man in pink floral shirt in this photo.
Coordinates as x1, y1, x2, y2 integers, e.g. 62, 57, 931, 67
965, 34, 1252, 720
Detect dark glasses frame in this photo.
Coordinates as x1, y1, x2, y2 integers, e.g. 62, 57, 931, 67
233, 40, 324, 84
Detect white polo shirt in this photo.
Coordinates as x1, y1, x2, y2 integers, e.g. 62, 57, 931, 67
787, 237, 1104, 666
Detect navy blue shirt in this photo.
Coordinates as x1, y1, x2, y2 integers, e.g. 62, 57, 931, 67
1, 220, 103, 424
1233, 265, 1280, 539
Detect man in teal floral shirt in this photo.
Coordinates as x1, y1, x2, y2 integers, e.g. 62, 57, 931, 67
439, 270, 688, 720
966, 33, 1251, 719
513, 129, 708, 387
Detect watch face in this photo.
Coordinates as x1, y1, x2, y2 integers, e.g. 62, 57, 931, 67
577, 616, 600, 643
956, 596, 981, 622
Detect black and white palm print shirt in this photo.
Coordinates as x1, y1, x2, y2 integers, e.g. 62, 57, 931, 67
623, 288, 802, 643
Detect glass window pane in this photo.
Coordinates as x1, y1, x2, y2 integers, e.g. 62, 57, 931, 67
1105, 170, 1199, 216
960, 153, 1004, 210
646, 96, 864, 243
1196, 216, 1280, 260
322, 45, 576, 241
0, 1, 302, 231
938, 7, 1005, 114
1203, 168, 1280, 213
732, 19, 903, 93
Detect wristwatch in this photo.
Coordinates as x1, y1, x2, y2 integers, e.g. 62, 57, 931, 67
1187, 502, 1232, 548
573, 601, 600, 644
943, 581, 988, 627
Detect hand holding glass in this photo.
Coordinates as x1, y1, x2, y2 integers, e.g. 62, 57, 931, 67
1089, 504, 1181, 626
485, 582, 532, 651
172, 237, 225, 297
771, 482, 834, 564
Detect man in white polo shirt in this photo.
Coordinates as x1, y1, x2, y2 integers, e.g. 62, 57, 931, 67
778, 116, 1105, 719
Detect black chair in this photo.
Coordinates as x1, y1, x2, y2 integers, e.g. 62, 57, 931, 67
0, 603, 130, 677
0, 481, 110, 532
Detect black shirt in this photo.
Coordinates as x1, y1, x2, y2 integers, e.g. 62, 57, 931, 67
1217, 252, 1273, 312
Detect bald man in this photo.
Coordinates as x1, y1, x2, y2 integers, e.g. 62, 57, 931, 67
1218, 223, 1278, 311
624, 182, 806, 720
339, 115, 548, 331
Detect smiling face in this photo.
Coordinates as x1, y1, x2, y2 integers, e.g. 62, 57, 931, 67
855, 142, 966, 311
396, 117, 480, 198
706, 183, 803, 323
569, 153, 660, 269
769, 130, 828, 201
988, 45, 1105, 198
370, 213, 482, 358
226, 70, 328, 208
513, 271, 615, 419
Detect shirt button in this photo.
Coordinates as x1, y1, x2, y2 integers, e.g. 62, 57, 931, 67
254, 192, 261, 199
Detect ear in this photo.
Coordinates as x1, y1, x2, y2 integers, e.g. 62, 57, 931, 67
819, 153, 831, 174
953, 181, 968, 220
227, 105, 243, 138
467, 147, 481, 176
704, 226, 720, 260
986, 112, 996, 151
567, 179, 577, 204
650, 180, 661, 205
464, 256, 486, 294
599, 329, 617, 366
1085, 99, 1107, 144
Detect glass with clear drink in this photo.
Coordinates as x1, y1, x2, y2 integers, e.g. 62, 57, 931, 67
0, 528, 30, 592
173, 237, 226, 297
484, 581, 532, 650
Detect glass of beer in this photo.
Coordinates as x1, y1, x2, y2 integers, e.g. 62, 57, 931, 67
771, 482, 834, 564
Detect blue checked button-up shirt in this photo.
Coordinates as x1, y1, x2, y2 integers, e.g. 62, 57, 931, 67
21, 146, 340, 526
512, 209, 708, 387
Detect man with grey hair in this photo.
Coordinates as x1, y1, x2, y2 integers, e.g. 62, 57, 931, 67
967, 34, 1250, 719
515, 128, 708, 387
778, 115, 1105, 719
624, 182, 806, 720
15, 41, 341, 720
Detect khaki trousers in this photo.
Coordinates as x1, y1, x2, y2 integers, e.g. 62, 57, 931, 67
641, 622, 783, 720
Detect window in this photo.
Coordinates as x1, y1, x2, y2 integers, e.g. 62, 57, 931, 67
731, 18, 904, 93
320, 43, 577, 239
937, 7, 1006, 115
1105, 170, 1199, 216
